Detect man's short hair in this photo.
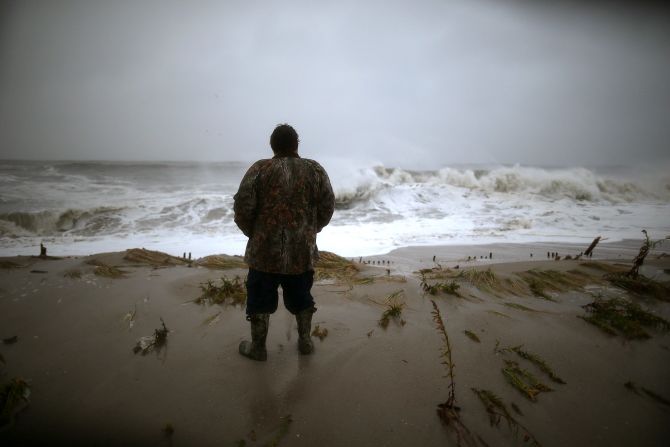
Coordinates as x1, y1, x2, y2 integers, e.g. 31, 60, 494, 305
270, 124, 299, 154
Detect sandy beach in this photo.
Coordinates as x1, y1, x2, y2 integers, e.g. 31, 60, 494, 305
1, 241, 669, 447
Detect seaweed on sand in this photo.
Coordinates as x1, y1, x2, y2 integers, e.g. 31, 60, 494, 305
471, 388, 541, 447
378, 290, 406, 329
624, 381, 670, 408
311, 325, 328, 341
195, 276, 246, 306
86, 259, 126, 278
510, 346, 566, 384
578, 297, 670, 339
421, 273, 461, 296
503, 303, 537, 312
0, 377, 31, 429
464, 330, 481, 343
431, 300, 479, 447
501, 360, 552, 402
133, 318, 169, 355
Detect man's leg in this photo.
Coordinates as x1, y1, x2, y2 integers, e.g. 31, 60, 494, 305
280, 270, 316, 355
239, 269, 279, 361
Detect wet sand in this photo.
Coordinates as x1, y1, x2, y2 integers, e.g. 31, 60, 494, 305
1, 242, 669, 447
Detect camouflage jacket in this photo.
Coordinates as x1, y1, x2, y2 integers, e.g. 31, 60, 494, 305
233, 154, 335, 274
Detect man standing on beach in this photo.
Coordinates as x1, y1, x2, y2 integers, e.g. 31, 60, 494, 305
233, 124, 335, 361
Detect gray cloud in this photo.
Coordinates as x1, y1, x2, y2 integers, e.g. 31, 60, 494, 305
1, 0, 669, 167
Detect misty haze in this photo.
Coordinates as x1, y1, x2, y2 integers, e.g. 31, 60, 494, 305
1, 2, 669, 447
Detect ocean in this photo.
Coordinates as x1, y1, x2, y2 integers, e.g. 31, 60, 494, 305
1, 160, 669, 258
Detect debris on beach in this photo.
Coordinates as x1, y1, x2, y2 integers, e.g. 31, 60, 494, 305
471, 388, 541, 447
2, 336, 18, 345
133, 318, 169, 355
63, 269, 82, 279
430, 300, 478, 446
0, 377, 31, 430
502, 360, 552, 402
122, 306, 137, 330
584, 236, 601, 258
624, 381, 670, 408
195, 276, 246, 306
463, 330, 481, 343
377, 290, 406, 329
86, 259, 126, 278
420, 272, 461, 297
579, 297, 670, 339
311, 325, 328, 341
123, 248, 187, 267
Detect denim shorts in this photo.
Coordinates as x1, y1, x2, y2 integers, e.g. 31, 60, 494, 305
245, 268, 315, 315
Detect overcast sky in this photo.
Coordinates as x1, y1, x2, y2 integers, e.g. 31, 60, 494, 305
1, 0, 669, 168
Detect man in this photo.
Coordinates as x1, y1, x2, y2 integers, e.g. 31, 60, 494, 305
233, 124, 335, 361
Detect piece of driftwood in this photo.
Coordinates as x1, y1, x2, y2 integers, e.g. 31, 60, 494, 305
584, 236, 601, 257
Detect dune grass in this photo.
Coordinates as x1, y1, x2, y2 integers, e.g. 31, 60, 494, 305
471, 388, 541, 447
86, 259, 126, 278
378, 290, 406, 329
579, 297, 670, 339
605, 273, 670, 302
314, 251, 360, 281
463, 330, 481, 343
124, 248, 187, 266
502, 360, 552, 402
195, 255, 246, 270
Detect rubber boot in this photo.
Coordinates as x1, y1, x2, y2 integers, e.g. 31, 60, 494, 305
239, 314, 269, 361
296, 307, 315, 355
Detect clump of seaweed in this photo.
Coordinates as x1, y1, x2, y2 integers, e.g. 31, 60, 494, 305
471, 388, 541, 446
510, 346, 565, 384
86, 259, 126, 278
503, 303, 537, 312
133, 318, 169, 355
502, 360, 552, 402
0, 377, 31, 429
311, 325, 328, 341
579, 297, 670, 339
63, 269, 82, 279
314, 251, 359, 281
421, 273, 461, 297
195, 276, 246, 306
378, 290, 406, 329
195, 255, 246, 270
430, 300, 478, 446
624, 381, 670, 408
464, 330, 481, 343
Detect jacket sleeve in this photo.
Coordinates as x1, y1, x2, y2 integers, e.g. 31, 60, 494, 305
233, 162, 262, 237
315, 163, 335, 232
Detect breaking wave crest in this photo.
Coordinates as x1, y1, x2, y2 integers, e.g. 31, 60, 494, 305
333, 165, 667, 208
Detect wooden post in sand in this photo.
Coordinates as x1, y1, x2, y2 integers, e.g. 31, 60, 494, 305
584, 236, 601, 258
39, 243, 47, 258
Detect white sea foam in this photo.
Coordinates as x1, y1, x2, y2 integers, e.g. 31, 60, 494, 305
0, 160, 668, 257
